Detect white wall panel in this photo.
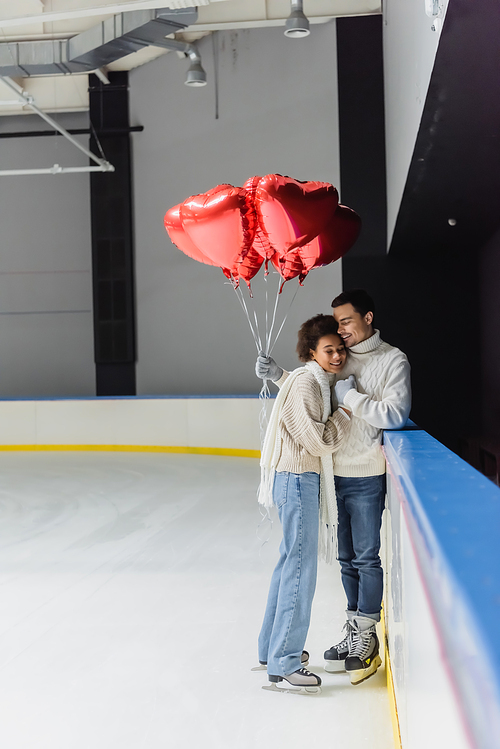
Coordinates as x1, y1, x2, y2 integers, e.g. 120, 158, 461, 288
35, 399, 189, 447
0, 112, 95, 397
186, 398, 261, 450
0, 401, 37, 444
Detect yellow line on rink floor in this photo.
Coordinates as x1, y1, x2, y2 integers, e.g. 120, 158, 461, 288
0, 444, 261, 458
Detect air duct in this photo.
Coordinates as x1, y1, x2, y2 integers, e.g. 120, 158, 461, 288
0, 7, 197, 77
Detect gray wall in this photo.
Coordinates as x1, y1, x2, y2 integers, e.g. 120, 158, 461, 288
383, 0, 445, 245
0, 113, 95, 397
130, 24, 342, 396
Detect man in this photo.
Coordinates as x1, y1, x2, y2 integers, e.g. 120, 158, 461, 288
255, 289, 411, 685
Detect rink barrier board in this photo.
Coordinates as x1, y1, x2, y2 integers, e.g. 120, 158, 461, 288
383, 430, 500, 749
0, 444, 261, 458
0, 397, 265, 452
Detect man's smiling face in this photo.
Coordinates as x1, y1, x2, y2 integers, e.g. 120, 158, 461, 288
332, 303, 374, 348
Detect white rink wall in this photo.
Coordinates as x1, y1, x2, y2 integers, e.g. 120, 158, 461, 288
384, 429, 500, 749
0, 396, 263, 452
384, 473, 470, 749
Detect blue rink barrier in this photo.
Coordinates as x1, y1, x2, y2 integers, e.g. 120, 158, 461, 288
384, 429, 500, 749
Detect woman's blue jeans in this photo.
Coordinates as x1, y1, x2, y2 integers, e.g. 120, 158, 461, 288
258, 471, 320, 677
335, 474, 386, 621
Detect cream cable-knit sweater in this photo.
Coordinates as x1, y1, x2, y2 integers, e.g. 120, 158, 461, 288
275, 371, 350, 474
277, 330, 411, 478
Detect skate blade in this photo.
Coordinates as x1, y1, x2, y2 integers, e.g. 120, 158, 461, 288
262, 683, 321, 695
324, 660, 346, 673
348, 655, 382, 685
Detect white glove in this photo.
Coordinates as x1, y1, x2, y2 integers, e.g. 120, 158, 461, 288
335, 374, 357, 405
255, 352, 283, 382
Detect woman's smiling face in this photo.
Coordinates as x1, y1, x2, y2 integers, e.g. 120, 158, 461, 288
310, 333, 347, 373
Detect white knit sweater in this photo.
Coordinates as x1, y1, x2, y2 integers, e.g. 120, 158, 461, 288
275, 370, 349, 474
277, 330, 411, 478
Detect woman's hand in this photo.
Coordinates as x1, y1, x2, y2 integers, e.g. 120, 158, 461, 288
255, 352, 283, 382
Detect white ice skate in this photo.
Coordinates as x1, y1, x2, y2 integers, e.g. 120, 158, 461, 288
262, 667, 321, 695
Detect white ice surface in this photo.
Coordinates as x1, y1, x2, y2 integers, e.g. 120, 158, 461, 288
0, 452, 394, 749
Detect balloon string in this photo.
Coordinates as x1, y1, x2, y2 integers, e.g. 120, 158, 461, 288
265, 272, 282, 355
256, 504, 273, 553
269, 281, 300, 355
233, 284, 261, 352
264, 270, 269, 353
247, 291, 263, 352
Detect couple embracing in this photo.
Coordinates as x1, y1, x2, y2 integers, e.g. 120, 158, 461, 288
254, 289, 411, 694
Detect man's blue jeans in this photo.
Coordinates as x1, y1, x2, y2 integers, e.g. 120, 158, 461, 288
258, 471, 320, 677
335, 474, 386, 621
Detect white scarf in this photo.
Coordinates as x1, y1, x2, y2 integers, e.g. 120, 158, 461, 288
258, 360, 337, 563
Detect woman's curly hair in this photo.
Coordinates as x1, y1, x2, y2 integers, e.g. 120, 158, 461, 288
296, 314, 341, 362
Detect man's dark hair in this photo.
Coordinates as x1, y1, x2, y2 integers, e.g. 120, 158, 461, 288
331, 289, 375, 320
296, 314, 341, 362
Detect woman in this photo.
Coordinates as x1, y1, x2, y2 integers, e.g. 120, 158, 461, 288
256, 314, 350, 694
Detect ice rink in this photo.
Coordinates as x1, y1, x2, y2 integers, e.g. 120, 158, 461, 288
0, 451, 394, 749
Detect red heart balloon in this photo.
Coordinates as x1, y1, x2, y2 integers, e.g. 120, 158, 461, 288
164, 204, 218, 266
253, 174, 339, 258
223, 245, 264, 289
270, 204, 361, 287
305, 204, 361, 271
180, 184, 255, 270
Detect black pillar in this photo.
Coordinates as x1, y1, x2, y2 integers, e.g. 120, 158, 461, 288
336, 15, 390, 375
89, 71, 136, 396
336, 15, 387, 262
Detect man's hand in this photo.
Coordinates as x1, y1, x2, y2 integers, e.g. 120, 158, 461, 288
255, 352, 283, 382
335, 374, 357, 405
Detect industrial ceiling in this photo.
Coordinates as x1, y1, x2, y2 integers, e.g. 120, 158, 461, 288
0, 0, 380, 114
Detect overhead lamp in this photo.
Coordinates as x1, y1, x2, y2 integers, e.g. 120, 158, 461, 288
149, 38, 207, 87
185, 59, 207, 87
284, 0, 310, 38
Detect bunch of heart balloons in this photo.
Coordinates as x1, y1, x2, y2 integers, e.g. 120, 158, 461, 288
164, 174, 361, 290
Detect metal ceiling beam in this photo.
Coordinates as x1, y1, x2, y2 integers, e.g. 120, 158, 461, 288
0, 76, 114, 175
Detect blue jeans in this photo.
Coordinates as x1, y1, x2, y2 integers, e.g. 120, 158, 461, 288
258, 472, 320, 676
335, 474, 386, 621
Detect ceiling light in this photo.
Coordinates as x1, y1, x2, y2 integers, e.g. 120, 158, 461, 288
185, 61, 207, 87
284, 1, 310, 38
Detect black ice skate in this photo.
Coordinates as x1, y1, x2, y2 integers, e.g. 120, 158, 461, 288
324, 620, 354, 672
251, 650, 309, 672
345, 616, 382, 685
263, 667, 322, 695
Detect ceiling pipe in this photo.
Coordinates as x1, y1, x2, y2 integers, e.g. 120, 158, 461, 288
284, 0, 311, 38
